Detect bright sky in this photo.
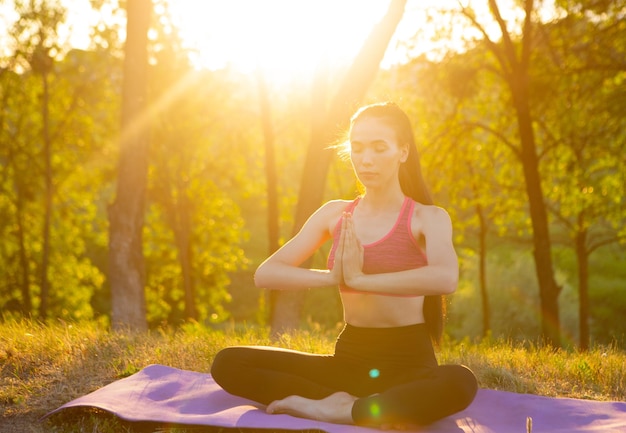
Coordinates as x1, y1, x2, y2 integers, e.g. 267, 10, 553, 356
164, 0, 463, 78
1, 0, 546, 83
167, 1, 401, 72
161, 0, 559, 83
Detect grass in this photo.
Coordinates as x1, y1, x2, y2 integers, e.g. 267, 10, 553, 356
1, 319, 625, 433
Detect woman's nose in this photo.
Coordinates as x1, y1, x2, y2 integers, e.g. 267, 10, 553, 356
361, 149, 374, 164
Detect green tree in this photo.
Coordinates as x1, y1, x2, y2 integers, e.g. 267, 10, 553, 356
10, 0, 67, 319
0, 67, 39, 317
535, 7, 626, 349
143, 4, 250, 325
1, 1, 119, 321
449, 0, 563, 346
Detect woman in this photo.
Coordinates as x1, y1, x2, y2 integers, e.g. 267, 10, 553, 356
211, 102, 478, 428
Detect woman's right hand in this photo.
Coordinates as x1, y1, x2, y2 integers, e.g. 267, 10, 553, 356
340, 213, 364, 288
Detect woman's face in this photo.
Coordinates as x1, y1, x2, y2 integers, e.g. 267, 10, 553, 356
349, 116, 408, 190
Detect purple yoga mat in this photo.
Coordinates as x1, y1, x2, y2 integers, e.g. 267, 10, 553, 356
43, 364, 626, 432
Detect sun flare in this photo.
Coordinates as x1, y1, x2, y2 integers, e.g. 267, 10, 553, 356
166, 0, 393, 83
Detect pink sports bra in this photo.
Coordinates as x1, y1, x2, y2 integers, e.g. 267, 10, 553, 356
327, 196, 428, 297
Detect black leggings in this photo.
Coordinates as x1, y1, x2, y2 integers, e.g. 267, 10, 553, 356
211, 323, 478, 426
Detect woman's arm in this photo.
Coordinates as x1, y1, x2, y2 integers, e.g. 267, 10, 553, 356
254, 201, 345, 290
341, 206, 459, 296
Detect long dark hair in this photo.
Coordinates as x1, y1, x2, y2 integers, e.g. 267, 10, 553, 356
349, 102, 445, 345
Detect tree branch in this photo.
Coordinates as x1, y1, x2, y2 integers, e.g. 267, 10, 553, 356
460, 120, 521, 159
456, 0, 512, 80
487, 0, 519, 71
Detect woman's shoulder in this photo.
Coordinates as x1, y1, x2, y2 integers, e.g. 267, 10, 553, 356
318, 198, 355, 214
410, 201, 452, 226
312, 199, 355, 229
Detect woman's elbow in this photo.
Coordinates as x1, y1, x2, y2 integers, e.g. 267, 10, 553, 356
439, 270, 459, 295
253, 263, 269, 288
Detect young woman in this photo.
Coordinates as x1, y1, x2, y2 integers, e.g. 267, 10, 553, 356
211, 102, 478, 428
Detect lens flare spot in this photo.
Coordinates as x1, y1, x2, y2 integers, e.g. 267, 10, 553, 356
369, 402, 381, 417
369, 368, 380, 378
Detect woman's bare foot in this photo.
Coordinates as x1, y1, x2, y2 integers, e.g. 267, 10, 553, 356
266, 391, 357, 424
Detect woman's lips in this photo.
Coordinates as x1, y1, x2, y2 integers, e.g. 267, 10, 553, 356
359, 172, 378, 180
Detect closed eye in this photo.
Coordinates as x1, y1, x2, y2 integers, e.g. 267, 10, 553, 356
375, 143, 389, 152
350, 141, 389, 153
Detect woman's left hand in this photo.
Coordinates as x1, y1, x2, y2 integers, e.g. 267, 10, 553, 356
341, 213, 364, 287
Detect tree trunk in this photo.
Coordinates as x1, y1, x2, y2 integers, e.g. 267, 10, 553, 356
257, 71, 280, 256
176, 194, 196, 321
576, 226, 590, 351
476, 203, 490, 337
469, 164, 490, 337
257, 71, 281, 326
484, 0, 562, 346
269, 0, 408, 335
16, 189, 32, 314
108, 0, 152, 332
159, 163, 196, 322
511, 75, 561, 346
38, 67, 52, 320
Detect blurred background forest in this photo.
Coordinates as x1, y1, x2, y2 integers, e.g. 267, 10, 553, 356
0, 0, 625, 350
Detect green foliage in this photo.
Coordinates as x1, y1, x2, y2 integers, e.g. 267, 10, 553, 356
0, 7, 120, 321
448, 245, 584, 344
143, 183, 248, 326
448, 242, 626, 347
0, 1, 257, 328
587, 249, 626, 345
